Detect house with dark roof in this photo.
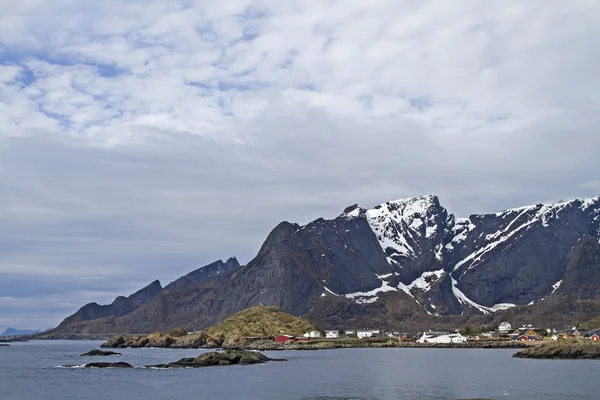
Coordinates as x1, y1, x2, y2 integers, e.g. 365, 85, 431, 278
509, 329, 539, 341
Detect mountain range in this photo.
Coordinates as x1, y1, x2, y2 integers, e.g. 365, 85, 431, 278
43, 195, 600, 337
1, 327, 52, 337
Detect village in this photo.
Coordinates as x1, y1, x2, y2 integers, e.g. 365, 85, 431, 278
272, 321, 600, 345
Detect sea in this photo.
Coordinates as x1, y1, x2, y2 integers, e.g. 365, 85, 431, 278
0, 340, 598, 400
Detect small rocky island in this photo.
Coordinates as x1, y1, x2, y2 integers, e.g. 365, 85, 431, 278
146, 350, 283, 369
101, 306, 318, 349
0, 343, 9, 347
80, 350, 121, 356
85, 362, 133, 368
513, 340, 600, 360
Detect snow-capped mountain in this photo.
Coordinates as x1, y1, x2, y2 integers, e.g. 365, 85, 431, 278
47, 195, 600, 335
340, 195, 600, 316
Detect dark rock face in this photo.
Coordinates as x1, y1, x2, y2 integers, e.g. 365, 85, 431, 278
164, 257, 240, 293
47, 280, 163, 333
46, 258, 239, 336
50, 195, 600, 334
449, 200, 600, 308
80, 350, 121, 356
146, 350, 281, 368
84, 362, 133, 368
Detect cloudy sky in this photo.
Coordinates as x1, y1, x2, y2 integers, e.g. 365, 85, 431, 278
1, 0, 599, 332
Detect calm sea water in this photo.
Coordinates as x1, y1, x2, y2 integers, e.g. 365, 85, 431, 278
1, 340, 599, 400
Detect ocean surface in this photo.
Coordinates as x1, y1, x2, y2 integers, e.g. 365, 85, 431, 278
1, 340, 599, 400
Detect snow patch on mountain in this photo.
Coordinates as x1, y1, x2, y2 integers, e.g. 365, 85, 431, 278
365, 195, 442, 265
451, 277, 492, 314
406, 269, 445, 292
491, 303, 516, 311
344, 273, 398, 304
446, 218, 476, 251
581, 196, 600, 210
550, 280, 562, 295
323, 287, 340, 297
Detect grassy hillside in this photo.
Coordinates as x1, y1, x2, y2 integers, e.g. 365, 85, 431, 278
203, 306, 318, 343
581, 315, 600, 330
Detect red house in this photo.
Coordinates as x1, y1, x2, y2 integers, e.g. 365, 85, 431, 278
274, 335, 295, 343
590, 334, 599, 341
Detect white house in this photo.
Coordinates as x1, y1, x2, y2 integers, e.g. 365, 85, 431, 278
303, 331, 321, 338
325, 330, 339, 339
498, 322, 512, 333
417, 331, 467, 344
344, 330, 356, 337
356, 329, 381, 338
551, 335, 559, 341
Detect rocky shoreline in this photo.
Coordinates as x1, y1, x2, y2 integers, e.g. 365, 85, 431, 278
101, 332, 220, 349
513, 340, 600, 360
242, 339, 531, 351
100, 332, 531, 351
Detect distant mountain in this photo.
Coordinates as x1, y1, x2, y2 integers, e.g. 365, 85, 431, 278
46, 195, 600, 335
1, 327, 51, 336
44, 257, 240, 337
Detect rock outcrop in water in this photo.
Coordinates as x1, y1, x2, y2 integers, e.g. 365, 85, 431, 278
80, 350, 121, 356
84, 362, 133, 368
146, 350, 282, 368
513, 340, 600, 360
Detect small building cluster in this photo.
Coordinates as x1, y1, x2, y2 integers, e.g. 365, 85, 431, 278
272, 321, 600, 344
273, 328, 408, 343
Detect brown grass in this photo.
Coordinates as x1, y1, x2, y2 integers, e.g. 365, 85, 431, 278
204, 306, 317, 341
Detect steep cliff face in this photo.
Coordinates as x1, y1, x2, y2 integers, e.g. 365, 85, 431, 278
163, 257, 240, 293
49, 195, 600, 334
448, 198, 600, 313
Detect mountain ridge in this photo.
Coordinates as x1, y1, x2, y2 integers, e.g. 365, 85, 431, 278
1, 327, 52, 337
45, 194, 600, 336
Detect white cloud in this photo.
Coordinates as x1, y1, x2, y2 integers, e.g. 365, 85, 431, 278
0, 0, 599, 331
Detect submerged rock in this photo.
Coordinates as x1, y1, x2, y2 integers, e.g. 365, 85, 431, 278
84, 362, 133, 368
146, 350, 284, 369
80, 349, 121, 356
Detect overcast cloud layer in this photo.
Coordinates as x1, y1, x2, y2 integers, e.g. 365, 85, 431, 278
1, 0, 599, 332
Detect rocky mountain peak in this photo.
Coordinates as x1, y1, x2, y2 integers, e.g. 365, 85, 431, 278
46, 194, 600, 336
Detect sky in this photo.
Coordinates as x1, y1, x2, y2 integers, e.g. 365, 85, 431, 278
1, 0, 600, 332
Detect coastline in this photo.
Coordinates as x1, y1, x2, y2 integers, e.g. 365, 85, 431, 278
512, 340, 600, 360
97, 333, 534, 350
239, 339, 532, 351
